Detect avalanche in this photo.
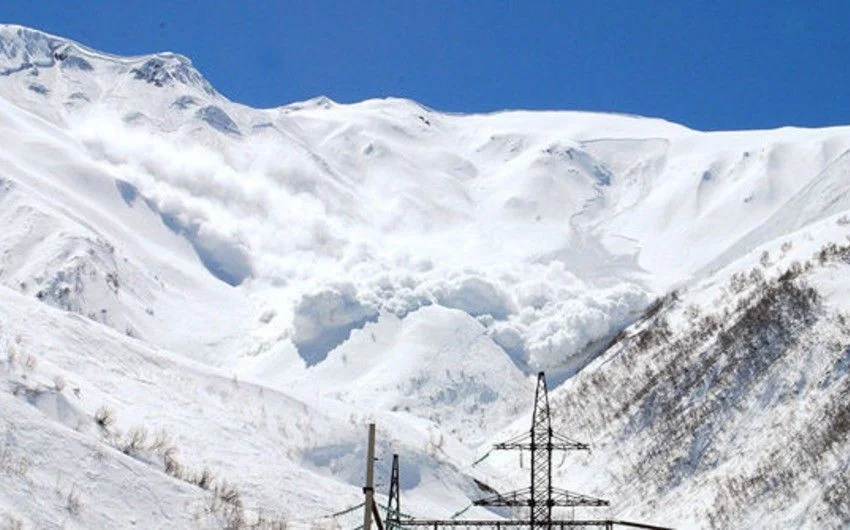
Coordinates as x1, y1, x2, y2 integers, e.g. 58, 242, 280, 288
0, 24, 848, 528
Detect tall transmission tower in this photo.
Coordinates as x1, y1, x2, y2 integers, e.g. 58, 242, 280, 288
474, 372, 609, 527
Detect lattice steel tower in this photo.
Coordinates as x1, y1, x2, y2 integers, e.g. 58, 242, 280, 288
474, 372, 609, 528
386, 454, 401, 530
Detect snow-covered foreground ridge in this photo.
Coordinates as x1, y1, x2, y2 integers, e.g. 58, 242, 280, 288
0, 24, 848, 528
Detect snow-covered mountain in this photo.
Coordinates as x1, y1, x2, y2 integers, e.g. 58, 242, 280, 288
0, 24, 848, 528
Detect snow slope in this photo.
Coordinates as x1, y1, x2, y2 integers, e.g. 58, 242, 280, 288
0, 24, 849, 528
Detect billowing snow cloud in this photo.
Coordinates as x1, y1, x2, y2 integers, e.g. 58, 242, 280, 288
292, 283, 379, 366
69, 108, 651, 372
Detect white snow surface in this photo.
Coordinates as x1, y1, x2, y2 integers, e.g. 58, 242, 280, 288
1, 24, 849, 528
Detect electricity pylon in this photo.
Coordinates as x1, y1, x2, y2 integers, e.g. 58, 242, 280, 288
474, 372, 609, 527
386, 454, 401, 530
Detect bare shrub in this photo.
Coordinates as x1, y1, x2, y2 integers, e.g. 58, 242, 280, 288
163, 446, 184, 479
728, 271, 748, 294
684, 304, 701, 322
641, 297, 665, 320
6, 342, 17, 367
215, 479, 241, 507
748, 267, 764, 285
634, 316, 672, 350
778, 261, 803, 282
0, 444, 30, 476
121, 427, 149, 456
66, 484, 82, 516
195, 467, 215, 490
249, 513, 289, 529
22, 354, 37, 371
807, 377, 850, 458
209, 479, 245, 529
148, 428, 172, 454
815, 241, 850, 265
94, 405, 116, 430
822, 469, 850, 521
105, 272, 119, 293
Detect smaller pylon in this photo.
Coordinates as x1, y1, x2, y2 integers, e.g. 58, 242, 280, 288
362, 424, 385, 530
363, 424, 377, 530
385, 454, 401, 529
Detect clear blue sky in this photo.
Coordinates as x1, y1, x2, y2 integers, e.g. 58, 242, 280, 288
5, 1, 849, 130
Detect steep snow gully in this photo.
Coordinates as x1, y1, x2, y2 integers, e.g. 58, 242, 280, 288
0, 24, 849, 529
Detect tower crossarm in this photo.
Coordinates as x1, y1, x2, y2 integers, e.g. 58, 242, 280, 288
474, 487, 608, 509
492, 431, 532, 450
473, 487, 533, 507
492, 431, 590, 452
548, 487, 610, 507
493, 441, 589, 451
550, 431, 591, 451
